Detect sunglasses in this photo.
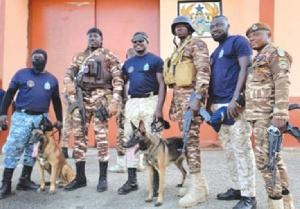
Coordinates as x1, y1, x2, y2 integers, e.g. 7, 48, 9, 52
132, 40, 144, 44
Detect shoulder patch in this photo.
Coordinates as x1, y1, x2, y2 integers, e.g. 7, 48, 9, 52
198, 42, 205, 50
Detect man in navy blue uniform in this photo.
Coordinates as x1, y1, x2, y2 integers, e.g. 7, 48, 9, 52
0, 49, 62, 199
117, 32, 165, 196
209, 16, 256, 209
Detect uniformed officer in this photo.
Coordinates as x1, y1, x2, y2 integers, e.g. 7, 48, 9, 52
245, 23, 294, 209
0, 49, 63, 199
63, 27, 123, 192
165, 16, 210, 208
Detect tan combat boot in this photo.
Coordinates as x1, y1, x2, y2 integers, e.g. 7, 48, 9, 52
283, 194, 295, 209
109, 155, 126, 173
179, 172, 206, 207
178, 173, 209, 197
268, 198, 284, 209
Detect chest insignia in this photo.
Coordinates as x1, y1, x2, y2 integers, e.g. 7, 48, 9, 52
256, 54, 263, 62
27, 80, 35, 88
44, 82, 51, 90
128, 66, 134, 73
218, 49, 224, 58
143, 63, 150, 71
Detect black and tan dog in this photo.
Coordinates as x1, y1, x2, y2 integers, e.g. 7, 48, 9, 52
30, 127, 74, 194
127, 120, 187, 206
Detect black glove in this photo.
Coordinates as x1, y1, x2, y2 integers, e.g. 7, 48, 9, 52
53, 121, 63, 130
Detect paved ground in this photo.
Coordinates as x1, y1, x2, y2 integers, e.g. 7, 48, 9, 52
0, 147, 299, 209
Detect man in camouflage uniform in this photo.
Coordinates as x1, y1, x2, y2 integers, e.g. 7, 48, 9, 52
167, 16, 210, 208
63, 28, 123, 193
209, 15, 256, 209
245, 23, 294, 209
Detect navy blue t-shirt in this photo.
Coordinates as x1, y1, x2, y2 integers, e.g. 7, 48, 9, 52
122, 52, 163, 95
210, 35, 252, 103
0, 89, 5, 106
9, 68, 59, 113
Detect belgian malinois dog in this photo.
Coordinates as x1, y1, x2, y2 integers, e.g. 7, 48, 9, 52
127, 120, 187, 206
30, 128, 74, 194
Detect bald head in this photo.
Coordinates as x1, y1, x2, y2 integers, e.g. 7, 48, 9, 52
210, 15, 230, 43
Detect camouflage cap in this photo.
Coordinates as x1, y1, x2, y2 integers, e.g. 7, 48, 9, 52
246, 23, 271, 36
209, 106, 235, 133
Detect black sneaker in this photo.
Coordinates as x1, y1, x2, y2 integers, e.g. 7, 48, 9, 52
233, 196, 257, 209
217, 188, 241, 200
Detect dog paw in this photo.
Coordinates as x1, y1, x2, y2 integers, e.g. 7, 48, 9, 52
48, 190, 56, 195
155, 202, 162, 207
37, 187, 45, 193
176, 183, 183, 187
145, 198, 153, 203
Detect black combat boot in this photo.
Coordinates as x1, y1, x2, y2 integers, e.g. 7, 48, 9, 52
233, 196, 257, 209
64, 161, 87, 191
153, 169, 159, 197
97, 161, 108, 192
0, 168, 14, 199
16, 165, 39, 191
62, 147, 69, 159
118, 168, 138, 195
217, 188, 241, 200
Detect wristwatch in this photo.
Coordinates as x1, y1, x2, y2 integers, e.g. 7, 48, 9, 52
195, 94, 202, 100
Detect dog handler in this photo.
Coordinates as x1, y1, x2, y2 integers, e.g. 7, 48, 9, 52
0, 49, 63, 199
118, 32, 166, 195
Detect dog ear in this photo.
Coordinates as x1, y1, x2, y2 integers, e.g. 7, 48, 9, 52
138, 120, 146, 133
130, 121, 137, 130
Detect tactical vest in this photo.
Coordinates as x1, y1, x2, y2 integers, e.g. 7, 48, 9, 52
163, 37, 196, 87
77, 48, 113, 90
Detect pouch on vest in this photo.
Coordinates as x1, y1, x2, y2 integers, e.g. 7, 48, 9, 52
174, 59, 196, 87
163, 58, 175, 85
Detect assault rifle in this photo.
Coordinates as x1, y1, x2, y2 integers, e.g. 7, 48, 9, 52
179, 92, 209, 153
76, 85, 87, 145
267, 103, 300, 187
179, 92, 194, 153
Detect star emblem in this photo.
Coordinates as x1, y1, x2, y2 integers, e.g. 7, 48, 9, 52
196, 4, 204, 13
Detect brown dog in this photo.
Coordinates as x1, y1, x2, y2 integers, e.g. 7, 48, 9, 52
30, 128, 74, 194
127, 120, 187, 206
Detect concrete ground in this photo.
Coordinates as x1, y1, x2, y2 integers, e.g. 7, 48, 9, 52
0, 147, 299, 209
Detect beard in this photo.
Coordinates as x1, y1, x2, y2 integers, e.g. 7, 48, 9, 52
212, 32, 228, 43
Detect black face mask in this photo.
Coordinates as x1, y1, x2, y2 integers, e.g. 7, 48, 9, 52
32, 59, 46, 73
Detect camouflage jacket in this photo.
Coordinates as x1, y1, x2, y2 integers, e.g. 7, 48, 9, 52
177, 35, 211, 98
64, 48, 123, 104
245, 43, 292, 121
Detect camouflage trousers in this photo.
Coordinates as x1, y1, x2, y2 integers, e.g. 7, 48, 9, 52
62, 111, 73, 147
212, 104, 255, 197
2, 111, 45, 168
250, 118, 290, 197
124, 95, 161, 168
115, 100, 126, 156
172, 87, 202, 174
72, 91, 111, 163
